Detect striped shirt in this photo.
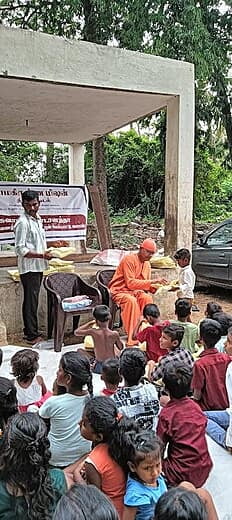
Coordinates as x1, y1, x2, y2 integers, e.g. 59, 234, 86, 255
14, 211, 48, 274
152, 347, 194, 381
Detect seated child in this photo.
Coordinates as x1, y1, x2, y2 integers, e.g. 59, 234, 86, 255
100, 358, 122, 396
157, 363, 212, 487
113, 348, 159, 431
192, 319, 232, 410
132, 304, 169, 362
11, 349, 51, 412
0, 377, 18, 443
80, 397, 166, 520
210, 311, 232, 352
53, 483, 119, 520
123, 431, 167, 520
52, 378, 66, 396
39, 352, 92, 468
152, 324, 194, 382
173, 248, 196, 308
155, 486, 218, 520
205, 301, 222, 318
74, 305, 124, 374
171, 299, 199, 354
79, 396, 131, 518
204, 326, 232, 449
0, 413, 69, 519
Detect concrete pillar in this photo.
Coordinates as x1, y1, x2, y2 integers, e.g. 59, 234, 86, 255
164, 92, 194, 254
68, 144, 86, 252
69, 143, 85, 185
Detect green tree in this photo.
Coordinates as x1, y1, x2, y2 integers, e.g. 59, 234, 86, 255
43, 144, 69, 184
0, 140, 43, 181
105, 130, 165, 217
145, 1, 232, 164
1, 0, 231, 221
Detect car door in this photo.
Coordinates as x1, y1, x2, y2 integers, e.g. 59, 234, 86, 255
193, 221, 232, 286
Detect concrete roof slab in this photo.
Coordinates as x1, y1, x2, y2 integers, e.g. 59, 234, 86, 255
0, 77, 171, 143
0, 26, 194, 143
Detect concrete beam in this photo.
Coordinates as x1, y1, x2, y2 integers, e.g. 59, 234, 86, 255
0, 26, 194, 95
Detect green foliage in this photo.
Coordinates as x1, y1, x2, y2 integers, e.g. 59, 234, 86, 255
0, 0, 231, 222
43, 145, 69, 184
146, 1, 232, 162
104, 130, 165, 217
0, 141, 43, 181
194, 145, 232, 221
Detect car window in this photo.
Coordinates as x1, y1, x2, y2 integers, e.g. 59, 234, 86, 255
206, 223, 232, 247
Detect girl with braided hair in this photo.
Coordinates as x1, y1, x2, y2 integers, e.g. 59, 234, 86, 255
0, 413, 69, 519
39, 351, 92, 468
0, 377, 18, 441
79, 396, 141, 519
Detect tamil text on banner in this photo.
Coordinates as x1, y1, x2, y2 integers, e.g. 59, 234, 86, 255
0, 183, 88, 244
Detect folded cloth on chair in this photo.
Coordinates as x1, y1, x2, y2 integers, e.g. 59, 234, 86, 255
62, 295, 92, 311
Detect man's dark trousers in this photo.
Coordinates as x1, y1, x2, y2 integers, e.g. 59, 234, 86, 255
20, 271, 43, 340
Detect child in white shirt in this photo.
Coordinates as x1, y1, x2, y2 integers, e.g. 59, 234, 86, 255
174, 248, 196, 302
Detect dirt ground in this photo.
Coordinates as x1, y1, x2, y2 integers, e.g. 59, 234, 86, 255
191, 286, 232, 324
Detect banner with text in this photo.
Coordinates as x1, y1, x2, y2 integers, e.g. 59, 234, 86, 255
0, 183, 88, 244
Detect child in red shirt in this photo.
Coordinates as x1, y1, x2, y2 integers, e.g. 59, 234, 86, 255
192, 319, 231, 410
132, 304, 169, 362
157, 362, 212, 487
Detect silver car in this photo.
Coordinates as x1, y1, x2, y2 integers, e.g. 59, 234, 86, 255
192, 218, 232, 289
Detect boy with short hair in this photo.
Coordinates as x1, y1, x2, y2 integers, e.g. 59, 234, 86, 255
174, 248, 196, 305
192, 319, 231, 410
74, 304, 124, 374
171, 299, 199, 354
157, 363, 212, 487
203, 327, 232, 450
100, 358, 122, 396
132, 303, 169, 362
113, 348, 160, 430
152, 324, 194, 382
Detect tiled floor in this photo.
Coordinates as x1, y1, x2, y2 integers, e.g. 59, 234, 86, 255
1, 344, 231, 519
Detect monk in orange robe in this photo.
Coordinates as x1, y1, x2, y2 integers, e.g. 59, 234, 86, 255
109, 239, 166, 346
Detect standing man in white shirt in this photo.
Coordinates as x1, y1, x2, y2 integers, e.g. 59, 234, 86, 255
14, 190, 53, 344
174, 248, 196, 306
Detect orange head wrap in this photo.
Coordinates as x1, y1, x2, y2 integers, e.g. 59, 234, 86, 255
140, 238, 156, 253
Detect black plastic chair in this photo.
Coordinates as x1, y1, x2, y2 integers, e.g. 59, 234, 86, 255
96, 269, 121, 329
44, 272, 102, 352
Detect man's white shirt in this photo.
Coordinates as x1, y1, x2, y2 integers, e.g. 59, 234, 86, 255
14, 211, 48, 274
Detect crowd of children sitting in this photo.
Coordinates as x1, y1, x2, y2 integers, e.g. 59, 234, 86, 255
0, 248, 231, 520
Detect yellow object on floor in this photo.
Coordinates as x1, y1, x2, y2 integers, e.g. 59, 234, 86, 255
49, 258, 74, 267
8, 261, 75, 282
84, 324, 99, 351
7, 269, 20, 282
150, 256, 176, 268
46, 246, 76, 258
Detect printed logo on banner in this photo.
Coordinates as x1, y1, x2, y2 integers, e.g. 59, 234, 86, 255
0, 183, 88, 243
